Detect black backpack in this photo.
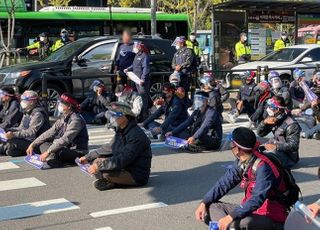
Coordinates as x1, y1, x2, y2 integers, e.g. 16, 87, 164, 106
252, 150, 302, 210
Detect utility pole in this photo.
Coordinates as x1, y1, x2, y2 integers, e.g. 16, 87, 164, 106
151, 0, 157, 36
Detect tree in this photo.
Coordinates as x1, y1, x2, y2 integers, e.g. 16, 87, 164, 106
38, 0, 72, 7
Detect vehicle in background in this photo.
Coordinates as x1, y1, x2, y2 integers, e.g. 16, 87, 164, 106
196, 30, 212, 69
298, 25, 320, 44
225, 44, 320, 89
0, 37, 176, 112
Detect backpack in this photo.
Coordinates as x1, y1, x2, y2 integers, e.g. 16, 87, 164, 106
252, 149, 302, 210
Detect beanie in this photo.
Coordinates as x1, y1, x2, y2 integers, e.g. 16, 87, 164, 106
231, 127, 256, 150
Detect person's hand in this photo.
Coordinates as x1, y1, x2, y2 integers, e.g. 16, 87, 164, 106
40, 151, 49, 162
311, 100, 318, 108
79, 156, 88, 165
307, 203, 320, 218
218, 215, 233, 230
16, 48, 21, 52
165, 132, 173, 137
26, 144, 34, 156
152, 127, 162, 135
124, 69, 128, 73
140, 80, 144, 86
195, 202, 207, 222
291, 109, 302, 116
264, 117, 277, 125
96, 87, 103, 96
187, 136, 195, 145
264, 143, 277, 151
175, 65, 181, 72
5, 131, 14, 140
88, 163, 99, 175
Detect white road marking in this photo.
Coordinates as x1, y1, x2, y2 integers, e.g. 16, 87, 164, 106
0, 198, 80, 221
94, 227, 113, 230
0, 177, 46, 192
90, 202, 168, 218
0, 162, 19, 171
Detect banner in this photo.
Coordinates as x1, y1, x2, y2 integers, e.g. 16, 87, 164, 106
165, 136, 188, 149
0, 128, 7, 142
126, 72, 142, 85
24, 154, 44, 169
75, 158, 92, 176
248, 11, 295, 24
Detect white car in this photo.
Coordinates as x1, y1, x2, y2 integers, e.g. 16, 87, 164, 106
226, 44, 320, 88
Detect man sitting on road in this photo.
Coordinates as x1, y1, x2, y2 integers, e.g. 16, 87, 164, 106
195, 127, 288, 230
257, 96, 301, 169
80, 80, 111, 125
165, 91, 222, 151
26, 93, 89, 168
0, 87, 23, 130
141, 83, 189, 140
289, 69, 311, 109
79, 102, 152, 191
269, 71, 292, 109
0, 91, 50, 157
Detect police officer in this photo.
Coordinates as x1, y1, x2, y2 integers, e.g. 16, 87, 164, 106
186, 31, 202, 66
195, 127, 287, 230
141, 83, 189, 140
114, 30, 136, 91
0, 91, 50, 157
26, 93, 89, 168
257, 96, 301, 168
227, 71, 257, 123
172, 36, 194, 97
268, 71, 292, 109
235, 32, 251, 63
274, 32, 288, 52
0, 87, 23, 130
78, 102, 152, 191
115, 84, 143, 122
80, 80, 111, 124
51, 28, 71, 52
166, 91, 222, 151
125, 41, 151, 120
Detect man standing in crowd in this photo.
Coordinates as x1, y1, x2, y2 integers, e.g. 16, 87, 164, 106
26, 93, 88, 168
195, 127, 287, 230
257, 96, 301, 169
79, 102, 152, 191
235, 32, 251, 63
51, 28, 71, 52
0, 91, 49, 157
186, 31, 202, 66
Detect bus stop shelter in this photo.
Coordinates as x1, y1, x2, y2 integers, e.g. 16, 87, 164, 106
210, 0, 320, 71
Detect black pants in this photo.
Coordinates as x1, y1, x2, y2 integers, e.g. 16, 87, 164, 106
40, 142, 84, 168
180, 73, 190, 98
2, 138, 33, 157
229, 99, 255, 117
207, 202, 284, 230
176, 130, 221, 150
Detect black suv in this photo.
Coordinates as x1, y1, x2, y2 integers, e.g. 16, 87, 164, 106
0, 36, 175, 111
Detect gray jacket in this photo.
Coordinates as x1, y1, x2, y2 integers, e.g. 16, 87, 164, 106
0, 99, 23, 130
9, 105, 50, 142
32, 112, 89, 155
172, 47, 194, 74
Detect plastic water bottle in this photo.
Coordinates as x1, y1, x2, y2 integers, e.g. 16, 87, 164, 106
295, 201, 320, 229
208, 221, 219, 230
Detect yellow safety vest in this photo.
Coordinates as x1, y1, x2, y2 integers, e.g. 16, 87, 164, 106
186, 40, 202, 57
51, 39, 66, 52
235, 41, 251, 60
26, 41, 41, 50
274, 39, 286, 51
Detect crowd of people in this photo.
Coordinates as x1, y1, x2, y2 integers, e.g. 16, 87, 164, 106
0, 29, 319, 229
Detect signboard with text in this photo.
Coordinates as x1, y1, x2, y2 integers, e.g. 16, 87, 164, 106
248, 12, 295, 24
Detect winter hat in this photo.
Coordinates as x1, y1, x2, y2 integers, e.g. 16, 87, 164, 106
231, 127, 256, 150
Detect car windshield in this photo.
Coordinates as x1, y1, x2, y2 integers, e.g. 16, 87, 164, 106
260, 48, 306, 62
44, 41, 87, 62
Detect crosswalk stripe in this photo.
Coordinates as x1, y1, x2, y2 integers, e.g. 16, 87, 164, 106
0, 177, 46, 192
0, 198, 80, 221
0, 162, 19, 171
90, 202, 168, 218
95, 227, 113, 230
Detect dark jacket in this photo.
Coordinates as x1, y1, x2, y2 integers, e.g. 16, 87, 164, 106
32, 112, 89, 155
0, 98, 23, 130
257, 114, 301, 163
143, 96, 189, 132
250, 92, 272, 124
115, 43, 135, 71
9, 105, 50, 142
289, 80, 311, 102
80, 92, 111, 114
271, 86, 292, 109
237, 82, 256, 104
217, 84, 230, 103
85, 119, 152, 185
128, 51, 150, 83
172, 46, 194, 74
208, 88, 223, 114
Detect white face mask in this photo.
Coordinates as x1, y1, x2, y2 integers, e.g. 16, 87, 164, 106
175, 45, 180, 50
57, 103, 65, 114
281, 36, 287, 40
133, 47, 139, 54
266, 107, 275, 117
243, 36, 247, 42
20, 101, 29, 110
189, 35, 196, 41
271, 80, 282, 89
39, 37, 45, 42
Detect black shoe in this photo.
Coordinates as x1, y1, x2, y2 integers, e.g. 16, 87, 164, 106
47, 159, 65, 168
313, 133, 320, 140
93, 179, 115, 191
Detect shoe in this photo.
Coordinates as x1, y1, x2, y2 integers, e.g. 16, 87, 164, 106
300, 132, 306, 138
312, 133, 320, 140
93, 179, 115, 191
157, 134, 165, 141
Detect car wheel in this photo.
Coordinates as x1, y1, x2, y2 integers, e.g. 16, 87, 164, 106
150, 81, 162, 101
35, 84, 63, 114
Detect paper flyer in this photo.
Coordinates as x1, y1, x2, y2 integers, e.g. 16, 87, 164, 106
75, 158, 92, 176
126, 71, 142, 85
165, 136, 188, 149
24, 154, 44, 169
0, 128, 7, 142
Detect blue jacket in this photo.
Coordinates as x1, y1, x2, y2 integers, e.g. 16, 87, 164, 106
202, 158, 281, 219
143, 96, 188, 132
128, 51, 150, 82
172, 108, 222, 141
115, 43, 135, 71
0, 98, 23, 130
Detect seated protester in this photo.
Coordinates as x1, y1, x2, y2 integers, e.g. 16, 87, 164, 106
165, 91, 222, 151
195, 127, 288, 230
289, 68, 311, 109
141, 83, 189, 140
115, 84, 144, 122
269, 71, 292, 110
169, 71, 181, 88
78, 102, 152, 191
257, 96, 301, 169
250, 81, 272, 126
0, 91, 50, 157
80, 80, 111, 124
227, 71, 256, 123
26, 93, 89, 168
0, 87, 23, 130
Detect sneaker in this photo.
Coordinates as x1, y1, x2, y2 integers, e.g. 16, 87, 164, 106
300, 132, 306, 138
92, 179, 115, 191
313, 133, 320, 140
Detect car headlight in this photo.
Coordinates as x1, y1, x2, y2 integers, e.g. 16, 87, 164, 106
3, 71, 31, 85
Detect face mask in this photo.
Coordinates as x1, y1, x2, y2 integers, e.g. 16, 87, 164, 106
109, 116, 119, 130
39, 37, 45, 42
281, 36, 287, 40
189, 35, 196, 41
20, 101, 29, 110
93, 86, 99, 92
175, 45, 180, 50
57, 103, 65, 114
243, 36, 247, 42
133, 48, 139, 53
266, 107, 275, 117
194, 100, 204, 110
61, 33, 68, 40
